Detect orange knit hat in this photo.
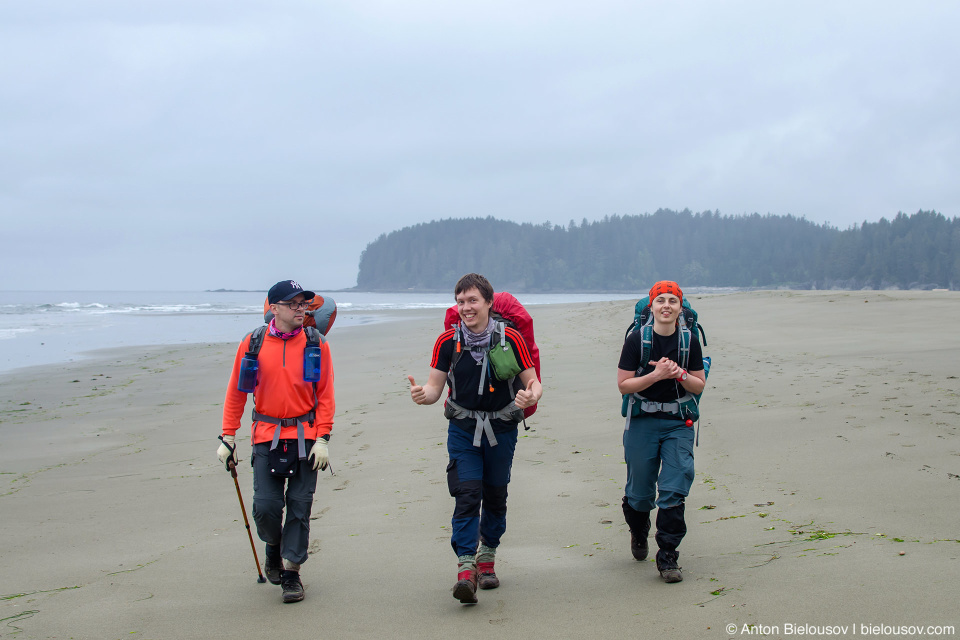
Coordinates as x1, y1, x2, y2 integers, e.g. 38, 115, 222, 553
648, 280, 683, 305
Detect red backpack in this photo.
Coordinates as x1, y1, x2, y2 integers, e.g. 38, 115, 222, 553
444, 292, 541, 419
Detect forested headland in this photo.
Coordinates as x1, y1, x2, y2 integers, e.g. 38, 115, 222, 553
356, 209, 959, 291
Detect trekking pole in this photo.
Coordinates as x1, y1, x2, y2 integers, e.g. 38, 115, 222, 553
228, 459, 267, 584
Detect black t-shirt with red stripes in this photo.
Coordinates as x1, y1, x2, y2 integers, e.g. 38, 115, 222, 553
431, 326, 535, 432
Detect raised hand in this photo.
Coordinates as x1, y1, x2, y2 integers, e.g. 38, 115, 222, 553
514, 377, 538, 409
409, 375, 427, 404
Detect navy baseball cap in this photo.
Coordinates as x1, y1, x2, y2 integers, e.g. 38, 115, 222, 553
268, 280, 315, 304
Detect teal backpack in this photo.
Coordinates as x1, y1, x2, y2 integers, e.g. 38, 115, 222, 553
621, 296, 711, 444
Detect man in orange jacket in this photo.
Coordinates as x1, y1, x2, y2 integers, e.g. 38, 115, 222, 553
218, 279, 335, 603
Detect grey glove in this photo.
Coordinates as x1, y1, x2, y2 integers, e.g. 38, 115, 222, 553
217, 435, 238, 471
308, 439, 329, 471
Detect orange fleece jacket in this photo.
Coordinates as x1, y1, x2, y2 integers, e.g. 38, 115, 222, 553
222, 330, 334, 444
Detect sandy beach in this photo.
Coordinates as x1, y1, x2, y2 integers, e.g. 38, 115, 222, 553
2, 291, 959, 639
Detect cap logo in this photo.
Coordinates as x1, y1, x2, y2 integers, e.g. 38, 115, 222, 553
289, 280, 302, 290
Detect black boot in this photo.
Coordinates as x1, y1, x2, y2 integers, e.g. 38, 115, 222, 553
264, 544, 282, 585
622, 497, 651, 561
280, 570, 305, 603
655, 504, 686, 583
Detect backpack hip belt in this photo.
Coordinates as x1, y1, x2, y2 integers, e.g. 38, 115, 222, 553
252, 408, 314, 459
623, 393, 696, 430
444, 398, 522, 447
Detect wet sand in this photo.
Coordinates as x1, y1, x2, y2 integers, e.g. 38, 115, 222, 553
1, 291, 958, 639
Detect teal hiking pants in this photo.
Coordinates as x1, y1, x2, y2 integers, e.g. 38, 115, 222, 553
623, 415, 694, 513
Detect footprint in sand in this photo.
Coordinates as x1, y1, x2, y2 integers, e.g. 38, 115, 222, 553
488, 599, 508, 624
307, 539, 321, 555
333, 480, 350, 491
310, 506, 331, 521
359, 444, 370, 451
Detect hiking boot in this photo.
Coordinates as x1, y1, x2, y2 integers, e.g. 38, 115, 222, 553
654, 506, 685, 583
630, 532, 649, 562
452, 567, 478, 604
659, 566, 683, 583
264, 547, 282, 585
280, 570, 305, 603
477, 562, 499, 590
656, 553, 683, 583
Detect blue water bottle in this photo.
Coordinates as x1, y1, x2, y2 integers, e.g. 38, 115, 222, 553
303, 346, 322, 383
238, 355, 258, 393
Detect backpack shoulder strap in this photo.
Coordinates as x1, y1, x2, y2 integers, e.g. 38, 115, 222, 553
493, 320, 506, 349
246, 325, 267, 357
678, 320, 692, 370
638, 323, 653, 374
448, 324, 462, 400
303, 326, 325, 347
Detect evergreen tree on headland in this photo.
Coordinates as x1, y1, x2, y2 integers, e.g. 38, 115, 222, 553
356, 210, 959, 291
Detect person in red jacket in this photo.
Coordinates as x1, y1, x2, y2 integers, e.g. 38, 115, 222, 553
218, 279, 335, 603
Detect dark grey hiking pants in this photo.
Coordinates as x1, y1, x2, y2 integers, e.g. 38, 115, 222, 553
251, 442, 318, 565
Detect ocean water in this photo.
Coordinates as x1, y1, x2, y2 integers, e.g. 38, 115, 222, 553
0, 290, 640, 373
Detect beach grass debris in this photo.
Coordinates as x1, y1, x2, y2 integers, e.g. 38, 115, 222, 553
107, 559, 158, 575
0, 610, 39, 634
2, 585, 81, 600
800, 530, 865, 541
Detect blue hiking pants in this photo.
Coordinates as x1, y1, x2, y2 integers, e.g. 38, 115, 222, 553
251, 442, 318, 566
623, 416, 695, 513
446, 423, 518, 558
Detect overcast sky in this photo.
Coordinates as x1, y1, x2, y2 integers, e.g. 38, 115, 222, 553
3, 1, 957, 291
